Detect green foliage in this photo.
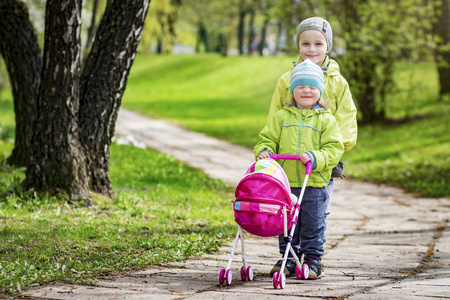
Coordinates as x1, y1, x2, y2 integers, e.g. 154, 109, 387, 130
328, 0, 440, 123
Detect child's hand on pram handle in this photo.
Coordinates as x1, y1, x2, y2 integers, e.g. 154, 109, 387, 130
269, 154, 313, 175
257, 150, 271, 160
298, 153, 312, 165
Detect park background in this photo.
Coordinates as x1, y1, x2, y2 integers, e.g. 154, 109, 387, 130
0, 0, 449, 296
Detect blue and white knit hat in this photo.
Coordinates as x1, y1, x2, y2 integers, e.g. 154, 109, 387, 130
290, 59, 324, 95
296, 17, 333, 51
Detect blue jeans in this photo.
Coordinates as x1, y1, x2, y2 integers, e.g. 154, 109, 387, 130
278, 178, 333, 261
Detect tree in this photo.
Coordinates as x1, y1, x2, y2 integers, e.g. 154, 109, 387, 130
23, 0, 89, 199
435, 0, 450, 97
1, 0, 151, 200
329, 0, 437, 123
0, 0, 42, 167
237, 0, 248, 54
78, 0, 151, 196
246, 0, 257, 55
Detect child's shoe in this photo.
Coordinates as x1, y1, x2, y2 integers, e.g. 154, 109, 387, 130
304, 258, 323, 279
270, 259, 296, 277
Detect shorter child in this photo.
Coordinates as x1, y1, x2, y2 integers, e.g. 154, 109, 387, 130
254, 59, 344, 279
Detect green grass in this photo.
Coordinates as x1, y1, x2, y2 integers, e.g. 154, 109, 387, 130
0, 91, 236, 293
122, 54, 449, 198
123, 54, 296, 146
0, 143, 236, 293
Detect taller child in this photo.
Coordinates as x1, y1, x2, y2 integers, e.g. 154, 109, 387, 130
268, 17, 358, 278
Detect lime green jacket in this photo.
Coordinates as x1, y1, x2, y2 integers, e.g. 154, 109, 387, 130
254, 106, 344, 188
267, 56, 357, 152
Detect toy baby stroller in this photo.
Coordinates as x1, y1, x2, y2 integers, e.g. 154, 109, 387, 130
218, 154, 312, 289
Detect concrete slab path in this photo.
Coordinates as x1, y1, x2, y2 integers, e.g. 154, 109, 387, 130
25, 109, 450, 300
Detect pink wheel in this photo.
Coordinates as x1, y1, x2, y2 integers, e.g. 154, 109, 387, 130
225, 269, 233, 285
302, 263, 309, 280
219, 268, 225, 285
246, 266, 254, 281
272, 272, 279, 289
279, 272, 286, 289
295, 264, 302, 279
240, 266, 246, 281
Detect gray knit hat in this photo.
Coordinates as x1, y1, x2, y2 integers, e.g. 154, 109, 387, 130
290, 59, 324, 95
296, 17, 333, 51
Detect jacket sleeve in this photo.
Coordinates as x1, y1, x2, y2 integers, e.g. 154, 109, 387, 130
267, 72, 291, 123
332, 76, 358, 152
254, 112, 282, 159
310, 114, 344, 172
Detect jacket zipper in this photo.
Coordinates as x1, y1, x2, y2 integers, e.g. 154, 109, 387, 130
296, 114, 305, 187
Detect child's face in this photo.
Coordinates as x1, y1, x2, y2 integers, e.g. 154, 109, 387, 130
293, 85, 321, 109
298, 30, 328, 66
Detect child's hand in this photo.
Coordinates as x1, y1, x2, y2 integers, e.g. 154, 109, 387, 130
299, 153, 311, 164
257, 152, 270, 160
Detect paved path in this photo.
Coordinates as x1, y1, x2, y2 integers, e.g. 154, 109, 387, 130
25, 109, 450, 299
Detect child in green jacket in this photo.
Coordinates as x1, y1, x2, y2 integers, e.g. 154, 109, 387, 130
255, 59, 344, 279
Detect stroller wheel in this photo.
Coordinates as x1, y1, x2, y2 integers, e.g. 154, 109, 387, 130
279, 272, 286, 289
302, 263, 309, 280
240, 266, 246, 281
246, 266, 254, 281
218, 268, 225, 285
225, 269, 233, 285
295, 264, 302, 279
272, 272, 279, 289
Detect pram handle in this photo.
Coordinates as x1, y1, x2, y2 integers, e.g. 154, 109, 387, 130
269, 154, 312, 175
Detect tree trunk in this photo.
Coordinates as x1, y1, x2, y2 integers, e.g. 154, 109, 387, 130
78, 0, 151, 197
338, 0, 385, 124
275, 20, 282, 54
247, 2, 256, 56
435, 0, 450, 96
259, 10, 270, 56
237, 0, 247, 55
0, 0, 41, 168
168, 0, 182, 51
24, 0, 89, 200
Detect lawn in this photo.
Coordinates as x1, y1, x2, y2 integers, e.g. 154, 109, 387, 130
122, 54, 449, 197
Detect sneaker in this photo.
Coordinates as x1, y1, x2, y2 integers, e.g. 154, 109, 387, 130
304, 258, 323, 279
270, 259, 296, 277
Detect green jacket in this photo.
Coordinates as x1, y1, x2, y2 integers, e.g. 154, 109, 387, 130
267, 56, 357, 152
255, 106, 344, 188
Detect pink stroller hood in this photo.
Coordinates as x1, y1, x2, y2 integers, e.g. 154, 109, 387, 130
234, 158, 294, 237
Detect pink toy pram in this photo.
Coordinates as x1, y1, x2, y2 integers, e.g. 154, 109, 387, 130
218, 154, 312, 289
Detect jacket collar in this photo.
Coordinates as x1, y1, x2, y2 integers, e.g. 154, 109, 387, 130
292, 55, 340, 76
283, 105, 328, 117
